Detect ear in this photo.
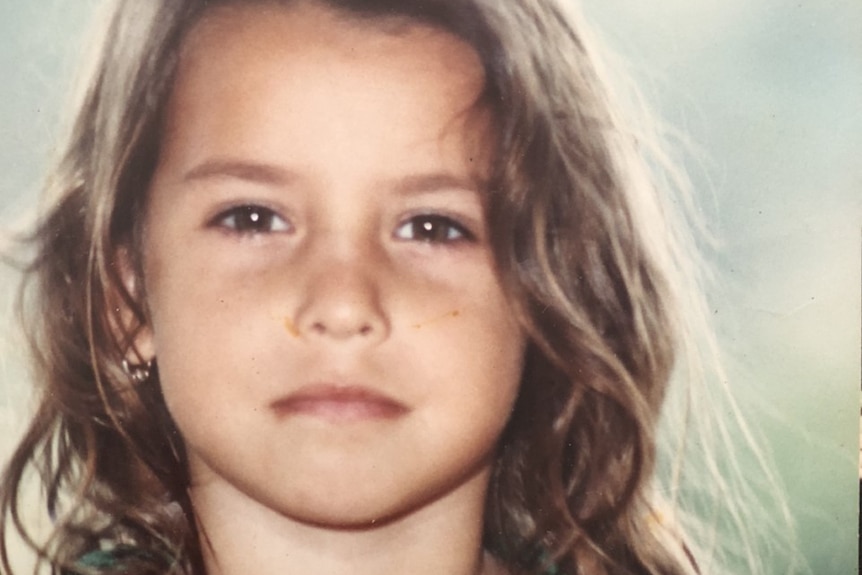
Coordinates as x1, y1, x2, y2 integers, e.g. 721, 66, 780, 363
110, 247, 156, 365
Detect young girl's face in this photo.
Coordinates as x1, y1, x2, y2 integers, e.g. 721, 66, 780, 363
135, 3, 525, 527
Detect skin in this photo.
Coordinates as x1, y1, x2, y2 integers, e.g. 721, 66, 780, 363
135, 3, 525, 575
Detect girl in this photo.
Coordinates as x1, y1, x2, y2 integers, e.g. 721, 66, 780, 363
0, 0, 762, 574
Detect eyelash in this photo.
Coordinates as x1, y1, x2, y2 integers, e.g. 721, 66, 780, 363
394, 214, 475, 244
210, 205, 291, 235
208, 205, 475, 244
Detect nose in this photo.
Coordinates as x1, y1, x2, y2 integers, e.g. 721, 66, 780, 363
292, 243, 390, 344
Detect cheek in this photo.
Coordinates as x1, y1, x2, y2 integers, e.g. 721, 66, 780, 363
461, 280, 525, 421
143, 246, 265, 407
411, 279, 525, 416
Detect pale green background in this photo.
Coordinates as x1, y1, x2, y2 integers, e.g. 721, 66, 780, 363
1, 1, 859, 573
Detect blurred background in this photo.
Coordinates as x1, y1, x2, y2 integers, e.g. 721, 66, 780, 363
583, 2, 860, 571
1, 1, 859, 573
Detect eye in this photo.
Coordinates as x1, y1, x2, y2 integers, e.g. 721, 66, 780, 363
210, 205, 291, 234
394, 214, 475, 244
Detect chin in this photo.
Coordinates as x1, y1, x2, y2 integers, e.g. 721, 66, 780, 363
272, 492, 421, 530
264, 461, 492, 532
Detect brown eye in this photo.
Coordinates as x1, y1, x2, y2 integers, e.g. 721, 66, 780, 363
212, 205, 291, 234
395, 214, 474, 243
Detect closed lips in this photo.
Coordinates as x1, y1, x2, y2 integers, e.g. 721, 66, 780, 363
270, 384, 408, 421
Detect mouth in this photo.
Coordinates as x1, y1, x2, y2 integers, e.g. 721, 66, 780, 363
270, 384, 408, 422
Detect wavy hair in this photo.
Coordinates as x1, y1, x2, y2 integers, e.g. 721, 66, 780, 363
2, 1, 730, 573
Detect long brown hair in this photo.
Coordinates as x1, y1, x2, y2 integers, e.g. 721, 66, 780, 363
3, 1, 717, 573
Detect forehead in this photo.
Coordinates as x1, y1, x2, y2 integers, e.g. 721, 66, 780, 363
156, 1, 492, 186
179, 2, 485, 90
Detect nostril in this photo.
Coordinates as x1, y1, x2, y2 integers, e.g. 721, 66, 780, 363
309, 321, 327, 335
305, 320, 375, 338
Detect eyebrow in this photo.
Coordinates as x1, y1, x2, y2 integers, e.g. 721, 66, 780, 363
389, 172, 485, 197
182, 159, 297, 186
182, 158, 484, 195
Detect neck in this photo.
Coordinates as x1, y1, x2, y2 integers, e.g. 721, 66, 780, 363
189, 473, 505, 575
